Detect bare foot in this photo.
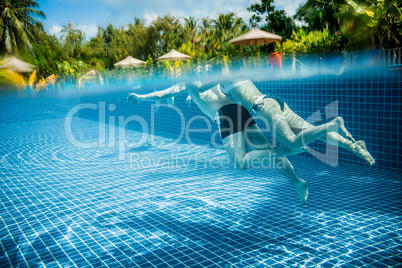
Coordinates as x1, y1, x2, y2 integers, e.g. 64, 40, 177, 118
295, 179, 309, 208
352, 140, 375, 165
332, 117, 356, 143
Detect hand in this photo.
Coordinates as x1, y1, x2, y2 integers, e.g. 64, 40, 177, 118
186, 95, 192, 107
128, 93, 141, 103
192, 81, 202, 88
154, 101, 160, 114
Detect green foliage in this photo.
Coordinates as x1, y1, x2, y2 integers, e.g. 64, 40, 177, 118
145, 56, 153, 69
210, 13, 246, 53
20, 27, 63, 76
298, 0, 402, 49
3, 0, 399, 84
339, 0, 402, 49
55, 60, 82, 77
0, 0, 46, 54
151, 15, 184, 54
247, 0, 298, 40
275, 28, 341, 54
267, 10, 297, 40
184, 17, 200, 46
295, 0, 341, 33
247, 0, 275, 27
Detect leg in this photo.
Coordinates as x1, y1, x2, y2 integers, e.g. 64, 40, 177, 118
276, 157, 308, 207
283, 103, 375, 165
223, 127, 308, 207
245, 124, 307, 156
222, 131, 278, 170
256, 98, 354, 151
243, 124, 271, 150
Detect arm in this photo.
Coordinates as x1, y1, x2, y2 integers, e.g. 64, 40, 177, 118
128, 83, 186, 103
185, 95, 192, 107
190, 79, 236, 93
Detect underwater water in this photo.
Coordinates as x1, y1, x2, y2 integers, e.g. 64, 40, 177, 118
1, 63, 401, 267
0, 117, 401, 267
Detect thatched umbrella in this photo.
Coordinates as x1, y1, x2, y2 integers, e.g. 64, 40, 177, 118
156, 49, 191, 61
114, 55, 146, 67
229, 27, 282, 60
0, 57, 36, 73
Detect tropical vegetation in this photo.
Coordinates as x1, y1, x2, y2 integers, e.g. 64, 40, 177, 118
0, 0, 401, 87
0, 0, 46, 54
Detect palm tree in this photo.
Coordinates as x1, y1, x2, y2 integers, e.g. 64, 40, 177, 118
151, 15, 184, 53
212, 13, 244, 51
60, 21, 80, 42
0, 0, 46, 54
199, 17, 212, 51
201, 17, 212, 33
184, 16, 200, 46
59, 21, 84, 59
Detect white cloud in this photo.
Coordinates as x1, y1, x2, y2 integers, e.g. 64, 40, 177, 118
101, 0, 256, 23
49, 25, 62, 35
143, 13, 159, 26
46, 23, 98, 40
98, 0, 303, 27
76, 23, 98, 38
43, 0, 305, 40
275, 0, 305, 16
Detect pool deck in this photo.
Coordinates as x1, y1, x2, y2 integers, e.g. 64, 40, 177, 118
0, 118, 401, 267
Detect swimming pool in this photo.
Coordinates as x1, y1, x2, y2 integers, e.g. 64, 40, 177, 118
1, 69, 401, 267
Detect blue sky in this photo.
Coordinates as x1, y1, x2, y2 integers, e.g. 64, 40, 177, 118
39, 0, 305, 39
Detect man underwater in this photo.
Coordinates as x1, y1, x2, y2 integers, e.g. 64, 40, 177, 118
128, 80, 363, 207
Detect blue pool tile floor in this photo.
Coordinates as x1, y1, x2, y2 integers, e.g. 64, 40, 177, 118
0, 118, 401, 267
